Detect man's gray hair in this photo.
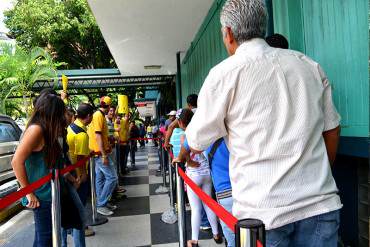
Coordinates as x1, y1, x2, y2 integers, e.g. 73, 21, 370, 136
220, 0, 267, 44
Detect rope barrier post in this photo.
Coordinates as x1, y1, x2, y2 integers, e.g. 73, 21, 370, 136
87, 156, 108, 226
175, 162, 187, 247
51, 168, 61, 247
161, 143, 168, 188
158, 139, 163, 173
155, 138, 169, 194
235, 219, 265, 247
168, 149, 174, 207
160, 147, 177, 225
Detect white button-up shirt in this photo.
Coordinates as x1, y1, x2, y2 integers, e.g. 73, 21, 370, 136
186, 38, 342, 230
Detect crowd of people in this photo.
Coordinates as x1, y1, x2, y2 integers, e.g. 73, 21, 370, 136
11, 92, 151, 246
10, 0, 343, 247
163, 1, 341, 247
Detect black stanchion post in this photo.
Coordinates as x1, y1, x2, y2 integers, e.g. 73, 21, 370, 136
168, 150, 174, 207
235, 219, 265, 247
161, 143, 168, 187
158, 139, 163, 173
155, 139, 169, 194
175, 162, 187, 247
87, 157, 108, 226
51, 168, 61, 247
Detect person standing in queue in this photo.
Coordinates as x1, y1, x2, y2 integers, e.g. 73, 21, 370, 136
128, 121, 140, 169
185, 1, 342, 246
12, 93, 67, 247
88, 96, 118, 216
116, 113, 130, 175
106, 106, 118, 167
66, 103, 96, 238
139, 123, 146, 147
174, 108, 222, 247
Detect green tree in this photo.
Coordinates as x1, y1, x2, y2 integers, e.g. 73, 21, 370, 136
4, 0, 115, 69
0, 44, 58, 117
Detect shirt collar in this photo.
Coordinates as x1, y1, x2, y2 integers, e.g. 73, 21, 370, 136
74, 119, 87, 130
235, 38, 269, 55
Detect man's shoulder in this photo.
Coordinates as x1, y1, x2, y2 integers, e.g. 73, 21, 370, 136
209, 54, 245, 78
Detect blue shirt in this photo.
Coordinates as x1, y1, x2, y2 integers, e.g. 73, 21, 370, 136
184, 138, 231, 193
170, 128, 184, 158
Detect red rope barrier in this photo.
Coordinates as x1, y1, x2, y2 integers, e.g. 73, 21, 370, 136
0, 156, 90, 210
59, 156, 90, 176
176, 163, 264, 247
0, 173, 52, 210
177, 166, 238, 232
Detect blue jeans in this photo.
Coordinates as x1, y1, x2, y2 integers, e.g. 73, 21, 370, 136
95, 156, 118, 207
61, 228, 85, 247
33, 200, 52, 247
62, 182, 86, 247
266, 210, 340, 247
218, 197, 235, 247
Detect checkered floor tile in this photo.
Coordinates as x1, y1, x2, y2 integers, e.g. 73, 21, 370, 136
1, 145, 219, 247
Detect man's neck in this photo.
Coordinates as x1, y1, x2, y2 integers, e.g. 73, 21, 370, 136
77, 118, 87, 126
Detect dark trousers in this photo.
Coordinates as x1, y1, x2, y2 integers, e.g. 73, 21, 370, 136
153, 133, 158, 146
119, 145, 130, 173
77, 180, 89, 206
139, 135, 145, 147
130, 141, 137, 165
33, 200, 52, 247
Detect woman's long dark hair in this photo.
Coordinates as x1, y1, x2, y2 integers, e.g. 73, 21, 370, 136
27, 93, 66, 168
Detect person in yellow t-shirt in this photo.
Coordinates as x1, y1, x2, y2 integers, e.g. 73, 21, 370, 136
115, 113, 130, 176
66, 103, 95, 238
87, 96, 118, 216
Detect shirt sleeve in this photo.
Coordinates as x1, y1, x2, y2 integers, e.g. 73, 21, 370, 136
185, 69, 230, 151
93, 113, 104, 133
318, 65, 341, 131
74, 133, 90, 156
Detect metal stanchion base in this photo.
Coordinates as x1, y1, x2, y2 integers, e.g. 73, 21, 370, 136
155, 185, 169, 194
161, 207, 177, 224
86, 216, 108, 226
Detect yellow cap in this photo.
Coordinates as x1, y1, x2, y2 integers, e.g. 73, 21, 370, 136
100, 96, 112, 107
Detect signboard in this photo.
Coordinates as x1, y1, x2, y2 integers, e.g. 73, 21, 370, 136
135, 101, 156, 118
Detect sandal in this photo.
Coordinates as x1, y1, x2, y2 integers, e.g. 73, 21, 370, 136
187, 240, 199, 247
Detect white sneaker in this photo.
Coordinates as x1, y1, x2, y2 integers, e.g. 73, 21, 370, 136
97, 206, 113, 216
106, 202, 118, 211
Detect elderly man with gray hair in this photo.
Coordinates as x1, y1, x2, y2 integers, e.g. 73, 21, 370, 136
185, 0, 342, 246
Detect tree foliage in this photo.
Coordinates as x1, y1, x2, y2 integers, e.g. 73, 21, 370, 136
4, 0, 115, 69
0, 44, 58, 116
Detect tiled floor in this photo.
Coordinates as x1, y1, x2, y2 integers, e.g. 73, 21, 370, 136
85, 145, 217, 247
1, 145, 219, 247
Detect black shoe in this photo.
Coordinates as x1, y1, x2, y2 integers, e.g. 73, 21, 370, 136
213, 234, 223, 244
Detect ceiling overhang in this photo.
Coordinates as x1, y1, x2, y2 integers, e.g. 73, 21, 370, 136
87, 0, 214, 76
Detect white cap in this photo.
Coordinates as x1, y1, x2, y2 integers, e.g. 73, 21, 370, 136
167, 110, 177, 116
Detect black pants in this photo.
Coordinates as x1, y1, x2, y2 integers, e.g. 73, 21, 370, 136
153, 133, 158, 146
119, 145, 130, 174
130, 141, 137, 165
139, 135, 145, 147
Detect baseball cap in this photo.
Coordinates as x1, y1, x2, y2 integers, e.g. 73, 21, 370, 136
167, 110, 177, 116
100, 96, 112, 108
175, 109, 183, 119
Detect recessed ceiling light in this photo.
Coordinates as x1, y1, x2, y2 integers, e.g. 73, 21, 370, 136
144, 65, 162, 70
